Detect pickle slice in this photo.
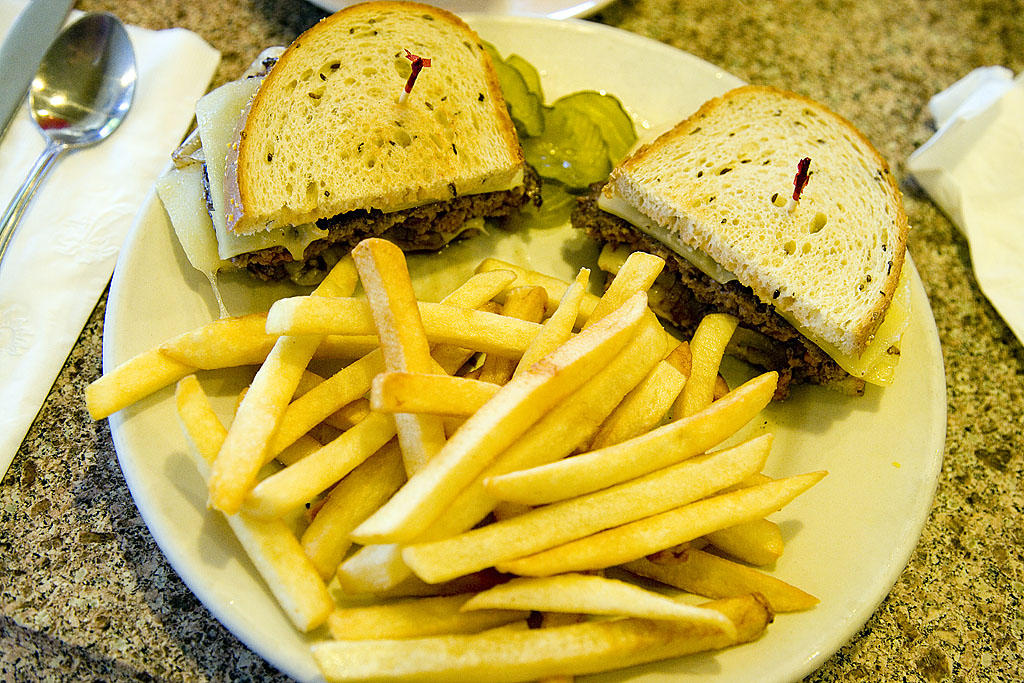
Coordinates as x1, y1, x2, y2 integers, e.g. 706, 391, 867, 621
506, 54, 544, 101
551, 91, 637, 166
522, 105, 611, 188
484, 43, 544, 136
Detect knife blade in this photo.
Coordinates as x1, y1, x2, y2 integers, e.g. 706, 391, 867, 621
0, 0, 75, 137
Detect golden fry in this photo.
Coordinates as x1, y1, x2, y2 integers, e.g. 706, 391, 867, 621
311, 594, 771, 682
704, 518, 784, 567
371, 372, 500, 417
499, 471, 827, 576
624, 548, 819, 612
86, 349, 194, 420
675, 313, 738, 419
461, 573, 736, 636
584, 251, 664, 327
353, 238, 447, 474
478, 285, 548, 385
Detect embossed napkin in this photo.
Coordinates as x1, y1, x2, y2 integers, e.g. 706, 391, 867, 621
0, 0, 220, 479
906, 66, 1024, 346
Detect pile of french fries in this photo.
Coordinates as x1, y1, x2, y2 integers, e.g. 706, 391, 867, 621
87, 237, 826, 682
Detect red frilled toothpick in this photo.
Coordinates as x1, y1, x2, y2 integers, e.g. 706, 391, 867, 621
786, 157, 812, 212
399, 49, 432, 103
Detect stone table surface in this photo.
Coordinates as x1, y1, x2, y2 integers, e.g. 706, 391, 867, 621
2, 1, 1023, 681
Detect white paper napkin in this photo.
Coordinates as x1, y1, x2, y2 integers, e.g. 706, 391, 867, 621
906, 66, 1024, 346
0, 0, 220, 479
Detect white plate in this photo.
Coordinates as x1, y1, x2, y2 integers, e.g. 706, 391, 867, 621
104, 15, 946, 683
305, 0, 616, 20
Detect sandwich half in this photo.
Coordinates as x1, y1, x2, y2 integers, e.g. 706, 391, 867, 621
573, 85, 911, 398
158, 1, 538, 284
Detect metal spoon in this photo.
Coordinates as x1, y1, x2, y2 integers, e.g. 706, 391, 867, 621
0, 12, 136, 266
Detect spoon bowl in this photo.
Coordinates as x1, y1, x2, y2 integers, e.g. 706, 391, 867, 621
0, 12, 136, 265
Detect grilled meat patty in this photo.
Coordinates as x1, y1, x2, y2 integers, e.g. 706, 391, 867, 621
202, 164, 541, 282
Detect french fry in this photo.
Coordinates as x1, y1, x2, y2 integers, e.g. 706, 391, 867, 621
336, 543, 413, 595
663, 338, 690, 371
314, 334, 384, 360
266, 296, 542, 358
274, 433, 323, 467
583, 251, 664, 327
512, 269, 589, 379
461, 573, 736, 637
675, 313, 738, 419
241, 411, 397, 519
310, 594, 771, 683
174, 375, 333, 632
353, 238, 447, 474
328, 593, 529, 640
300, 439, 407, 579
483, 371, 777, 505
371, 372, 500, 417
86, 349, 195, 420
498, 471, 827, 576
588, 359, 685, 449
475, 257, 601, 320
207, 257, 359, 514
350, 292, 649, 545
704, 518, 784, 566
478, 286, 548, 385
338, 317, 668, 594
535, 612, 586, 683
624, 548, 819, 612
696, 473, 784, 565
402, 435, 772, 584
158, 312, 277, 369
323, 397, 373, 432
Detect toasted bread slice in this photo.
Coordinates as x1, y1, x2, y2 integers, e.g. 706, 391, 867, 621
227, 1, 525, 236
603, 85, 908, 357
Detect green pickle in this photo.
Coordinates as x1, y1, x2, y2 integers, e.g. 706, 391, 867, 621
506, 54, 544, 100
522, 105, 611, 188
484, 44, 638, 226
484, 43, 544, 136
550, 91, 636, 167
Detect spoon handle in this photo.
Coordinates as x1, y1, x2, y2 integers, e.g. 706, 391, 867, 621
0, 141, 67, 267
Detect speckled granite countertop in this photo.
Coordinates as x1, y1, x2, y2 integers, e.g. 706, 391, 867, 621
2, 0, 1022, 681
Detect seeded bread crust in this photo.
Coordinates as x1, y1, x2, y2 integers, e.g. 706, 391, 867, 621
605, 85, 908, 356
229, 1, 524, 236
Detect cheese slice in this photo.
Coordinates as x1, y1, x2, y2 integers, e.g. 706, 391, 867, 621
598, 192, 736, 285
194, 78, 328, 262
